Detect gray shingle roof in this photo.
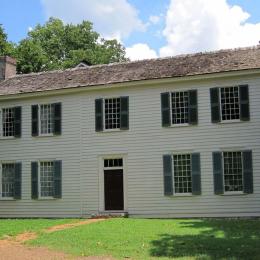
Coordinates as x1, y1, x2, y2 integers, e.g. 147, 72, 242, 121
1, 46, 260, 96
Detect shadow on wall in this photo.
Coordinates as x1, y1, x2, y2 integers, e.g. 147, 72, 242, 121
150, 220, 260, 259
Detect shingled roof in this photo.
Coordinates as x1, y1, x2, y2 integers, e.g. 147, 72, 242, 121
1, 46, 260, 96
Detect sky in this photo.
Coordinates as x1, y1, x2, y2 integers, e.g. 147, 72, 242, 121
1, 0, 260, 60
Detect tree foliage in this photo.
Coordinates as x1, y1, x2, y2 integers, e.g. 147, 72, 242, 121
1, 18, 128, 74
0, 24, 15, 56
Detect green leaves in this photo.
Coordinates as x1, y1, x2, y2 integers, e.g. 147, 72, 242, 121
0, 18, 128, 74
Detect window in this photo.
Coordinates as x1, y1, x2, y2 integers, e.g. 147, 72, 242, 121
220, 86, 240, 121
171, 91, 189, 124
40, 104, 54, 135
1, 163, 15, 198
95, 97, 129, 132
173, 154, 192, 194
104, 158, 123, 168
39, 161, 54, 197
104, 98, 121, 130
223, 151, 243, 192
2, 108, 15, 137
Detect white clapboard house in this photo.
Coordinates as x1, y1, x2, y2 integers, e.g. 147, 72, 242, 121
0, 46, 259, 218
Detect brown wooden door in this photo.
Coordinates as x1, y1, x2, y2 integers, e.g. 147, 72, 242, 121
104, 169, 124, 210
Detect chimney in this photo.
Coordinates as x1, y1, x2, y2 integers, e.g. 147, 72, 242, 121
0, 56, 17, 81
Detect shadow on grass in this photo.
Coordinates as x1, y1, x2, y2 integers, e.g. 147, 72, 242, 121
150, 220, 260, 259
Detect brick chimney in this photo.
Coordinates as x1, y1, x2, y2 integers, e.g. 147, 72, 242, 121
0, 56, 17, 80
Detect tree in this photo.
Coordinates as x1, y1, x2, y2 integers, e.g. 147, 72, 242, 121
0, 24, 15, 56
15, 18, 128, 73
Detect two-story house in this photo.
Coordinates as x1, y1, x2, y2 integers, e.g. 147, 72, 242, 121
0, 46, 259, 218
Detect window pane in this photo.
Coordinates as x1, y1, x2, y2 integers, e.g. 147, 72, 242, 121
173, 154, 192, 193
40, 161, 54, 197
2, 163, 15, 197
40, 104, 54, 134
220, 86, 240, 121
171, 91, 189, 124
2, 108, 15, 137
104, 98, 120, 129
223, 152, 243, 192
104, 158, 123, 168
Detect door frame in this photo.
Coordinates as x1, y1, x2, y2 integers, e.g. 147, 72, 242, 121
98, 154, 128, 212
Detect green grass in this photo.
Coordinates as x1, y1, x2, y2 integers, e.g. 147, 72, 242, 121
27, 218, 260, 260
0, 219, 77, 239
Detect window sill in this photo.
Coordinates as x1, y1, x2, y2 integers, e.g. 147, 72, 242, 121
170, 193, 193, 197
37, 196, 56, 200
0, 136, 17, 140
0, 197, 16, 201
221, 191, 245, 196
99, 129, 128, 133
216, 119, 246, 124
164, 124, 197, 128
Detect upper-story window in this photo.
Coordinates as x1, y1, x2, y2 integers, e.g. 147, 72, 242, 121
0, 162, 22, 200
95, 97, 129, 132
161, 90, 198, 127
210, 85, 250, 123
31, 103, 62, 137
0, 107, 22, 138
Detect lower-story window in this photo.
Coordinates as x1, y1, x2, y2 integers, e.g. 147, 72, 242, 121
40, 161, 54, 197
1, 163, 15, 198
173, 154, 192, 194
223, 151, 243, 192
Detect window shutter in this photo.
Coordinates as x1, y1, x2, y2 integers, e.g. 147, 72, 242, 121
163, 155, 173, 195
210, 88, 221, 123
31, 162, 38, 199
161, 92, 171, 127
95, 99, 103, 132
53, 103, 62, 135
53, 160, 62, 198
239, 85, 250, 121
191, 153, 201, 195
14, 107, 22, 138
120, 96, 129, 130
188, 90, 198, 125
14, 163, 22, 199
31, 105, 39, 136
212, 152, 224, 194
243, 150, 253, 194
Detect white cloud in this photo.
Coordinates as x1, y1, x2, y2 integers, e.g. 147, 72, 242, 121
160, 0, 260, 57
41, 0, 145, 41
126, 43, 158, 61
149, 15, 160, 25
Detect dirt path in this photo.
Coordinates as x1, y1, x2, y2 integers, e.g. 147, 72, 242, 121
0, 218, 114, 260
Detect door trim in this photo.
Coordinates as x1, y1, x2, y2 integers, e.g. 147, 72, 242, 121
98, 154, 128, 212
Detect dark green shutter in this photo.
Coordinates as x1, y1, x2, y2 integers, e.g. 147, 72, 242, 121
14, 163, 22, 199
239, 85, 250, 121
53, 160, 62, 198
188, 90, 198, 125
212, 152, 224, 194
163, 155, 173, 195
31, 162, 38, 199
95, 99, 103, 132
53, 103, 62, 135
14, 107, 22, 138
31, 105, 39, 136
161, 92, 171, 127
120, 96, 129, 130
191, 153, 201, 195
210, 88, 221, 123
243, 150, 253, 194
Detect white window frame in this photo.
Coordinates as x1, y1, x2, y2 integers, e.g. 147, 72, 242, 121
0, 107, 16, 139
38, 104, 54, 137
0, 161, 16, 200
172, 153, 193, 196
38, 160, 55, 199
219, 86, 241, 123
103, 97, 121, 132
222, 151, 244, 195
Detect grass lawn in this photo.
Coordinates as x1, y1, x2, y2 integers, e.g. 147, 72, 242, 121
27, 218, 260, 260
0, 219, 77, 239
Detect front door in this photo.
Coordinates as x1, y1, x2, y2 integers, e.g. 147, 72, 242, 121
104, 158, 124, 211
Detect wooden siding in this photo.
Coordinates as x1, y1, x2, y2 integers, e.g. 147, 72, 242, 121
0, 73, 260, 218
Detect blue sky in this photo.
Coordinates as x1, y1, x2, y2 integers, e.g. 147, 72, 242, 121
1, 0, 260, 60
